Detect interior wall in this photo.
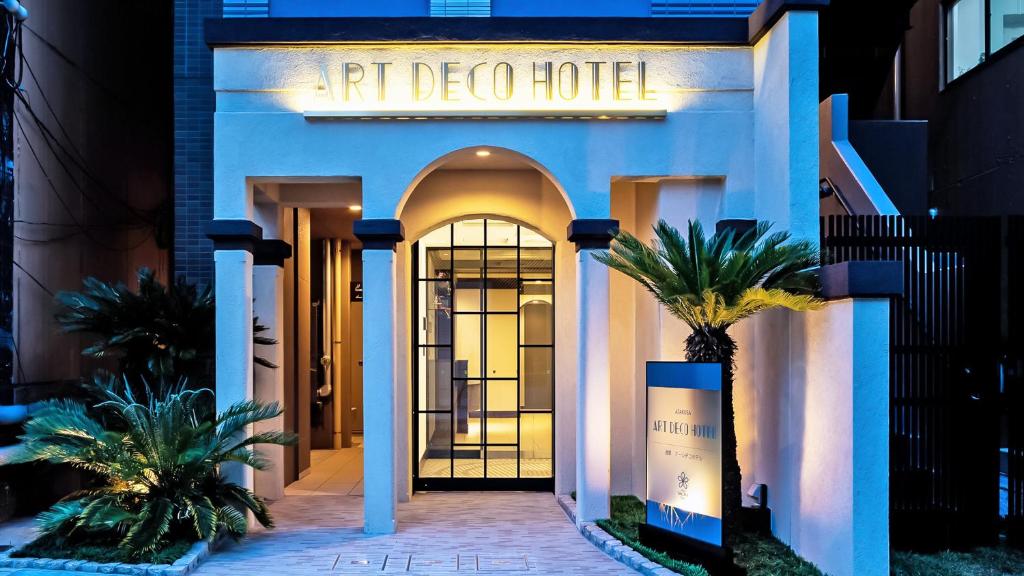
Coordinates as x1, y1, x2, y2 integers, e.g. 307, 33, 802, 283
296, 208, 312, 476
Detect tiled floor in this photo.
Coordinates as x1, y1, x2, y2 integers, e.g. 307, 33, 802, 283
285, 442, 366, 496
0, 441, 633, 575
196, 442, 634, 575
197, 491, 634, 575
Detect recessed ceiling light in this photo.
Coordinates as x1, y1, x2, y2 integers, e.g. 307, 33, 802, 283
475, 149, 491, 157
349, 205, 362, 212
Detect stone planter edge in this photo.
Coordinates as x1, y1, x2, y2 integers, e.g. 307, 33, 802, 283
556, 494, 676, 576
0, 532, 229, 575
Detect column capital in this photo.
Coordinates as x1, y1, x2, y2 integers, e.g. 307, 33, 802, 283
716, 218, 758, 237
821, 261, 903, 300
254, 239, 293, 267
354, 219, 405, 251
567, 219, 619, 251
206, 219, 263, 253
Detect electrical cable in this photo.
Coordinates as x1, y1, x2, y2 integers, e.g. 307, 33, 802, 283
15, 90, 156, 224
13, 260, 54, 297
14, 112, 150, 252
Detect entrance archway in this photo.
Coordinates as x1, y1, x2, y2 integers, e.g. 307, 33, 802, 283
397, 146, 574, 492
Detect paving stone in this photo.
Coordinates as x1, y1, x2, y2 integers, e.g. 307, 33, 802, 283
187, 485, 634, 575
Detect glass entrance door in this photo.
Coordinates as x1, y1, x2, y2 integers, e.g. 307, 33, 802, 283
413, 218, 554, 490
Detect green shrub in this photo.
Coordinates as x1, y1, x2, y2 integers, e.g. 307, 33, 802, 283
4, 376, 296, 561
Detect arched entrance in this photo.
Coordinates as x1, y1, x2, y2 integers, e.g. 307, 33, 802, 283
413, 218, 555, 491
398, 146, 574, 492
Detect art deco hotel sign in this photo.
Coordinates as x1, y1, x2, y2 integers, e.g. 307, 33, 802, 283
303, 47, 670, 120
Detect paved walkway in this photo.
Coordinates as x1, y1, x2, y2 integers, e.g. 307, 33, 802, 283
197, 490, 633, 575
0, 447, 634, 575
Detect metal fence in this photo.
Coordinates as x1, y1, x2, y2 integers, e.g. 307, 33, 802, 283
820, 215, 1020, 550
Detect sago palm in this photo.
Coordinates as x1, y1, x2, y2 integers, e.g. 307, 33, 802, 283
55, 267, 277, 388
594, 219, 822, 541
5, 375, 296, 560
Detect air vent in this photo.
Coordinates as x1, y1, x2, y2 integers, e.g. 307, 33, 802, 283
223, 0, 269, 18
430, 0, 491, 17
651, 0, 759, 17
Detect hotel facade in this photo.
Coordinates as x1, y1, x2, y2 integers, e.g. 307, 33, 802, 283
185, 2, 895, 574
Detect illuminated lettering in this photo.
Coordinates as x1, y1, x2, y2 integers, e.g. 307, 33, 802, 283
558, 62, 579, 100
342, 63, 364, 101
586, 61, 606, 100
412, 62, 435, 101
613, 61, 633, 101
467, 62, 488, 100
442, 62, 460, 101
533, 61, 553, 101
373, 62, 391, 101
493, 62, 514, 101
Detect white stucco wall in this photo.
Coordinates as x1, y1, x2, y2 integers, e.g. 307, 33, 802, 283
212, 43, 757, 222
755, 299, 890, 576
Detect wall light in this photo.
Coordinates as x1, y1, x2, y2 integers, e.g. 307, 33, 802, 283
475, 149, 491, 158
349, 205, 362, 212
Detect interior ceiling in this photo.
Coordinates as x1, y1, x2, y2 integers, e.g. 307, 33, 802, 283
310, 207, 360, 242
436, 147, 537, 171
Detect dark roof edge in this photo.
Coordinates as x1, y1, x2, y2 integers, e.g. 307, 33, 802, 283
748, 0, 830, 44
204, 16, 750, 46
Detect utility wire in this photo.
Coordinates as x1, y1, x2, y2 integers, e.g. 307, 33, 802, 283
13, 260, 54, 297
15, 90, 155, 224
17, 56, 157, 223
14, 112, 148, 252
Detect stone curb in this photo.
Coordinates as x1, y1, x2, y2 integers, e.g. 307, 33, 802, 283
0, 533, 227, 575
556, 494, 676, 576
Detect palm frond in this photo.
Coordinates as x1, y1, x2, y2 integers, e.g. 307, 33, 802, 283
595, 219, 824, 332
8, 377, 289, 554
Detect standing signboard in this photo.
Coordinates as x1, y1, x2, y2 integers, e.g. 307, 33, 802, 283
646, 361, 723, 547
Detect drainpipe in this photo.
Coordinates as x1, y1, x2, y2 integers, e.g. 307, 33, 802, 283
0, 0, 26, 397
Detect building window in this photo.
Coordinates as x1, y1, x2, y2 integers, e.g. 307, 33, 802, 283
430, 0, 491, 17
946, 0, 1024, 81
222, 0, 269, 18
991, 0, 1024, 52
651, 0, 759, 17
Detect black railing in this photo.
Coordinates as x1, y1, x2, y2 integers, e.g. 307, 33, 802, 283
821, 215, 1016, 551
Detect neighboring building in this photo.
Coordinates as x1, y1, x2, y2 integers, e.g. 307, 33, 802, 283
0, 0, 172, 516
818, 0, 1024, 550
10, 1, 172, 398
183, 1, 899, 575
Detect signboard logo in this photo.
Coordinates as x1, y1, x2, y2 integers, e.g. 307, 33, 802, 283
677, 470, 690, 498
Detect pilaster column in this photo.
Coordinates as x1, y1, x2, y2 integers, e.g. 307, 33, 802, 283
207, 219, 263, 491
354, 219, 405, 535
569, 219, 618, 523
251, 205, 292, 502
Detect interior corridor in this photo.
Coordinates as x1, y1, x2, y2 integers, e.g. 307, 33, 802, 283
284, 437, 365, 497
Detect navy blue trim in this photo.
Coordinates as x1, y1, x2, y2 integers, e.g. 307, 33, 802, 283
820, 260, 903, 300
715, 218, 757, 237
255, 239, 293, 267
567, 219, 619, 251
354, 218, 405, 250
646, 361, 722, 391
205, 16, 750, 46
206, 219, 263, 254
748, 0, 830, 44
